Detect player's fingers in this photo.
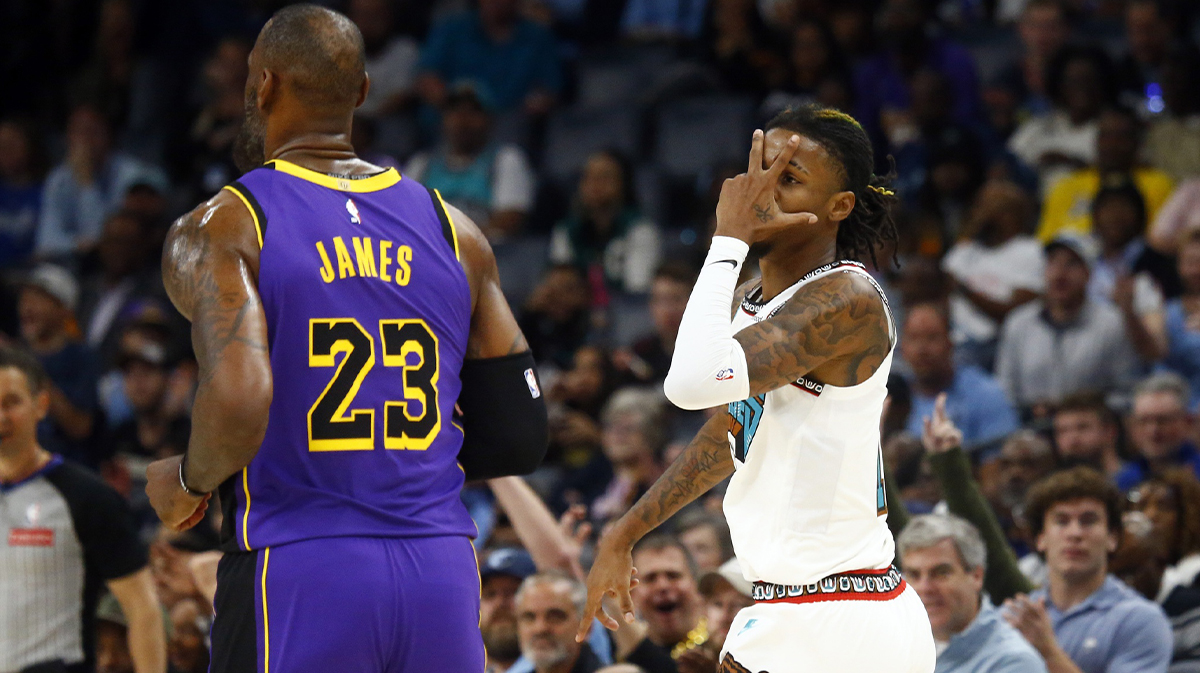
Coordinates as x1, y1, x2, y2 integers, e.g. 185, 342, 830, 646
617, 584, 636, 623
767, 134, 802, 178
577, 591, 603, 642
747, 129, 764, 174
599, 590, 622, 631
777, 210, 818, 227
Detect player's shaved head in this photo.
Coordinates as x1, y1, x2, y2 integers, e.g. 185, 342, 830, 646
256, 4, 366, 110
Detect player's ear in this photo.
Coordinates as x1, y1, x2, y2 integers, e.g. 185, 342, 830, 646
258, 69, 278, 112
827, 190, 855, 224
357, 73, 371, 109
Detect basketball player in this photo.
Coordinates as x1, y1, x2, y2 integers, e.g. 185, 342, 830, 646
144, 6, 548, 672
577, 105, 935, 673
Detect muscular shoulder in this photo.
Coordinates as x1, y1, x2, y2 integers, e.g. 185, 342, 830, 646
781, 271, 890, 340
162, 189, 260, 320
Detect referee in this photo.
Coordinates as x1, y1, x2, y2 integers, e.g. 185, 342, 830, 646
0, 347, 165, 673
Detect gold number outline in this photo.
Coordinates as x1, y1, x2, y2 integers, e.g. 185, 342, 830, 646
307, 318, 376, 451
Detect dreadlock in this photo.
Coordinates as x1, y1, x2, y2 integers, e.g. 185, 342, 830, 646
765, 104, 899, 268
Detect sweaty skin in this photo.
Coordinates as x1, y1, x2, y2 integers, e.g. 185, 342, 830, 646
576, 128, 891, 640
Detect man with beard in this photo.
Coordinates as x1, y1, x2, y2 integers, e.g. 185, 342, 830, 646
1051, 393, 1127, 479
143, 5, 548, 673
484, 548, 538, 673
516, 574, 601, 673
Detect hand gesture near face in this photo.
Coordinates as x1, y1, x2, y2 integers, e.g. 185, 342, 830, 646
714, 129, 818, 245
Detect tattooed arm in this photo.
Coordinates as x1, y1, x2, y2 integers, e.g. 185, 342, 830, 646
146, 191, 272, 529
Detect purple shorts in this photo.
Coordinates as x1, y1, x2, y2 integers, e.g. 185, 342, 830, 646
209, 535, 484, 673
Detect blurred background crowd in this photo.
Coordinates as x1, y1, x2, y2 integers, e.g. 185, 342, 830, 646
3, 0, 1200, 672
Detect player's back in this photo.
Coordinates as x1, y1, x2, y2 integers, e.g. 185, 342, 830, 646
218, 159, 475, 551
724, 261, 896, 586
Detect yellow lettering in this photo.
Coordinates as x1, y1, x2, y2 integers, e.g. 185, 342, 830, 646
395, 245, 412, 286
378, 241, 393, 282
352, 237, 377, 277
316, 242, 335, 283
333, 236, 356, 279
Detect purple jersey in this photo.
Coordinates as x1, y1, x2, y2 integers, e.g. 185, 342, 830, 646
218, 159, 475, 551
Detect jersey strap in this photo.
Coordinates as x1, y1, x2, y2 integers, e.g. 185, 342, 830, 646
223, 181, 268, 249
426, 187, 461, 261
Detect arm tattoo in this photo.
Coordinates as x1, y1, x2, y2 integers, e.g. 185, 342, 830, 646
752, 203, 773, 222
626, 414, 734, 536
735, 272, 889, 394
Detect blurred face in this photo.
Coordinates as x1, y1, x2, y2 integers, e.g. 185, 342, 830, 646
0, 122, 31, 180
18, 288, 69, 345
1092, 197, 1142, 250
790, 23, 830, 76
95, 622, 133, 673
123, 360, 169, 414
67, 107, 112, 160
704, 582, 753, 650
996, 438, 1056, 506
538, 268, 589, 320
1096, 112, 1139, 172
562, 347, 607, 406
481, 575, 522, 663
168, 600, 209, 673
903, 539, 982, 641
1131, 481, 1180, 556
1053, 410, 1114, 467
349, 0, 392, 48
680, 525, 724, 574
1179, 241, 1200, 294
602, 411, 650, 467
99, 214, 144, 278
0, 367, 49, 457
1130, 391, 1191, 462
579, 153, 625, 213
1019, 4, 1068, 56
1060, 59, 1102, 119
517, 581, 582, 671
1126, 3, 1169, 66
443, 103, 491, 156
1037, 498, 1117, 582
969, 182, 1029, 242
632, 546, 701, 647
900, 306, 953, 387
650, 277, 689, 342
760, 128, 849, 253
910, 72, 951, 127
1043, 248, 1089, 308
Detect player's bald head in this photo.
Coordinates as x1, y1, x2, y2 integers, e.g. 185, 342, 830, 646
255, 4, 366, 110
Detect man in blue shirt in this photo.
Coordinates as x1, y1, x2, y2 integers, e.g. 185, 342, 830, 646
900, 514, 1047, 673
902, 302, 1019, 453
416, 0, 561, 116
1117, 372, 1200, 491
1004, 467, 1172, 673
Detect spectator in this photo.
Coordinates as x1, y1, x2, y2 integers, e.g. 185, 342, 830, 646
702, 0, 785, 98
1051, 393, 1127, 479
0, 118, 45, 268
1114, 0, 1174, 112
416, 0, 561, 116
987, 432, 1059, 557
108, 336, 189, 460
482, 547, 539, 673
627, 534, 708, 671
0, 347, 165, 673
686, 559, 754, 673
1037, 107, 1175, 243
1129, 470, 1200, 604
941, 180, 1043, 368
1118, 373, 1200, 491
520, 264, 593, 370
1144, 43, 1200, 182
516, 574, 602, 673
591, 388, 668, 524
167, 598, 210, 673
36, 104, 168, 260
898, 514, 1048, 673
993, 0, 1072, 116
183, 37, 250, 200
1162, 228, 1200, 401
759, 18, 851, 120
620, 0, 710, 42
549, 150, 661, 296
616, 263, 694, 385
1003, 467, 1173, 673
1148, 178, 1200, 254
996, 234, 1141, 415
901, 302, 1020, 452
405, 82, 535, 241
915, 127, 987, 241
1007, 46, 1114, 195
94, 593, 135, 673
14, 264, 102, 466
349, 0, 419, 118
674, 511, 734, 574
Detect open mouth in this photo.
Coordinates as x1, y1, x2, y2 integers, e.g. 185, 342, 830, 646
651, 600, 680, 617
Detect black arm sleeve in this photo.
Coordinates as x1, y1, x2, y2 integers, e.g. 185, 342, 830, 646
456, 351, 548, 481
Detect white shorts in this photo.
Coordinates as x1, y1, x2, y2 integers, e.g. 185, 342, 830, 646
718, 585, 935, 673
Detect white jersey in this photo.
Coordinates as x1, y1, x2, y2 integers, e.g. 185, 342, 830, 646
723, 261, 896, 586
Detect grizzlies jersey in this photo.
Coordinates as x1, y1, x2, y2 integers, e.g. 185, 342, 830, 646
218, 159, 475, 551
723, 262, 896, 585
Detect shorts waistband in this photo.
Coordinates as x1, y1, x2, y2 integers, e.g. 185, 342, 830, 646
752, 566, 906, 604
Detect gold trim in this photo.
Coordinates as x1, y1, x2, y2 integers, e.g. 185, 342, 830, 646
222, 185, 264, 249
433, 189, 461, 261
241, 467, 251, 550
261, 547, 271, 673
269, 159, 400, 192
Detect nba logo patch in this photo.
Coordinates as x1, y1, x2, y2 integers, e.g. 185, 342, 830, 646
523, 368, 541, 399
346, 199, 361, 224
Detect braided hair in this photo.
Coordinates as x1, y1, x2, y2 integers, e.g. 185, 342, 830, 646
764, 104, 899, 267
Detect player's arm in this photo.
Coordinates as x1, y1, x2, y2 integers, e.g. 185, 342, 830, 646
448, 202, 548, 480
146, 191, 272, 529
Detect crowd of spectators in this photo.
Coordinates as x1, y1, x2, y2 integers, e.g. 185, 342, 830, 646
3, 0, 1200, 671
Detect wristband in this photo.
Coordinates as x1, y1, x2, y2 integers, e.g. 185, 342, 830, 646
179, 457, 208, 497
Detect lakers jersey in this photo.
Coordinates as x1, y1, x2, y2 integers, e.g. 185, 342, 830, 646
723, 261, 896, 585
217, 159, 476, 552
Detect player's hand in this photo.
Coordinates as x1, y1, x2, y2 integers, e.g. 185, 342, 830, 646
146, 455, 211, 532
714, 129, 817, 245
921, 393, 963, 455
576, 534, 640, 642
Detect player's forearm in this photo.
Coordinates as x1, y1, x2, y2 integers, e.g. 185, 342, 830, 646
663, 237, 751, 410
609, 414, 733, 547
185, 351, 272, 493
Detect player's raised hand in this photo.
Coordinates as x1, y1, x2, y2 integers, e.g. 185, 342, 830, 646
576, 535, 640, 642
714, 129, 818, 245
921, 393, 963, 454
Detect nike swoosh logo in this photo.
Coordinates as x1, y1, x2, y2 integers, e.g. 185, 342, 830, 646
712, 259, 739, 268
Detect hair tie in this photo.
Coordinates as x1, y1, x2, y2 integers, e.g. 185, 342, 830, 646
867, 185, 895, 197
